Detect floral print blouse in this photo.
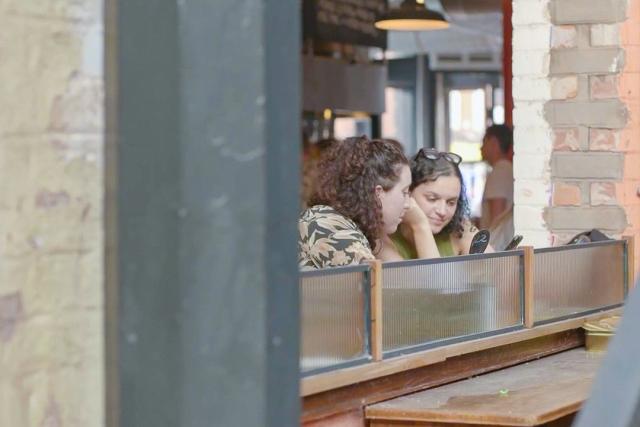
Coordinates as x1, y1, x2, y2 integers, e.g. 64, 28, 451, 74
298, 205, 375, 270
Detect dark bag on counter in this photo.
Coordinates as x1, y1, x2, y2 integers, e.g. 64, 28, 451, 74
566, 229, 612, 245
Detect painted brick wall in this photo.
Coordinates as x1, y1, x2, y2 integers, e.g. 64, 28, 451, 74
0, 1, 105, 426
513, 0, 640, 274
512, 0, 554, 247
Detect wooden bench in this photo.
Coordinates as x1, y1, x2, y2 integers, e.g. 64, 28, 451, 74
366, 348, 604, 427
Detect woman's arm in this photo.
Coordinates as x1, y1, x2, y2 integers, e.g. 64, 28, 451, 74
404, 198, 440, 259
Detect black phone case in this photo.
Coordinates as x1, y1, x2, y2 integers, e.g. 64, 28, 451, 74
469, 230, 490, 254
504, 235, 523, 251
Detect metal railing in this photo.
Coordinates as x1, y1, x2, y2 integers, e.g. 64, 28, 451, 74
299, 264, 372, 376
532, 240, 628, 325
381, 251, 525, 358
299, 238, 632, 375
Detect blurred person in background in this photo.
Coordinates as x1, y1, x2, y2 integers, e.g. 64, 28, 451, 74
480, 124, 513, 229
480, 125, 514, 249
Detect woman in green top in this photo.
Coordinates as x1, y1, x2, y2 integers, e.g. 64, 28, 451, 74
378, 148, 493, 261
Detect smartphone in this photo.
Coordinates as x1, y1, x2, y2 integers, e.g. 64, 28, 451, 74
503, 235, 523, 251
469, 230, 490, 254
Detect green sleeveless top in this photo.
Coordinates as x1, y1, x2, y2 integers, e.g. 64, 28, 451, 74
389, 230, 456, 260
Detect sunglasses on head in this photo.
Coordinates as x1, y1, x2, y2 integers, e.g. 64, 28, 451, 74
416, 148, 462, 165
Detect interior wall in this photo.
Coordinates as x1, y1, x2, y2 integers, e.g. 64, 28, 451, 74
512, 0, 640, 273
0, 1, 105, 425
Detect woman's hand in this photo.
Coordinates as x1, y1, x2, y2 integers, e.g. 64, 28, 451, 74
403, 197, 431, 232
403, 197, 441, 259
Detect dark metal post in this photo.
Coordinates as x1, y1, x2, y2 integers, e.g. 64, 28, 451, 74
574, 281, 640, 427
423, 56, 436, 150
105, 1, 301, 426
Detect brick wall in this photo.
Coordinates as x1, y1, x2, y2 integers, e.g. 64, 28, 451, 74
513, 0, 640, 273
512, 0, 554, 247
0, 1, 104, 426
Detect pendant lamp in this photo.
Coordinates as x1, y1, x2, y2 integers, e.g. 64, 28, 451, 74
375, 0, 450, 31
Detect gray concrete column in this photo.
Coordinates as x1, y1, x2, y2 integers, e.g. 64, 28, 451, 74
105, 1, 301, 426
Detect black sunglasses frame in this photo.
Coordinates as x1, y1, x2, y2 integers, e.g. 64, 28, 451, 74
416, 148, 462, 165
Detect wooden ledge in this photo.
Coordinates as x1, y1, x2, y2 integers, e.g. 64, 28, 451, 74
302, 330, 584, 423
366, 348, 603, 426
301, 308, 621, 397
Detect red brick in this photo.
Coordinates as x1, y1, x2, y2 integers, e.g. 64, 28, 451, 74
590, 128, 620, 150
551, 25, 577, 49
591, 182, 620, 205
553, 128, 580, 151
552, 182, 582, 206
551, 76, 578, 99
590, 75, 618, 99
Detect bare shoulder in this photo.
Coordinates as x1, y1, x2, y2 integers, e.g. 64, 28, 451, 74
378, 238, 405, 263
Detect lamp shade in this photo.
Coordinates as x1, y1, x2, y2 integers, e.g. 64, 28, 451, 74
375, 0, 450, 31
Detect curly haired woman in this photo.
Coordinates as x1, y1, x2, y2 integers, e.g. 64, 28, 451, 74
382, 148, 494, 260
298, 137, 439, 269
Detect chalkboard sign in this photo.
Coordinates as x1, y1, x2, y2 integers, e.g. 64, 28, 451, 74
303, 0, 387, 49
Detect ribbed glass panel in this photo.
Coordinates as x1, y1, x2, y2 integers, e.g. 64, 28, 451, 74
533, 242, 626, 324
382, 254, 523, 355
300, 267, 369, 374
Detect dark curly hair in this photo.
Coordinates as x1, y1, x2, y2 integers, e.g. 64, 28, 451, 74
310, 136, 409, 249
410, 153, 470, 238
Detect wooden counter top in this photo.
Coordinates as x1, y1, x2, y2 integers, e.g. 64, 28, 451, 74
366, 348, 604, 426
